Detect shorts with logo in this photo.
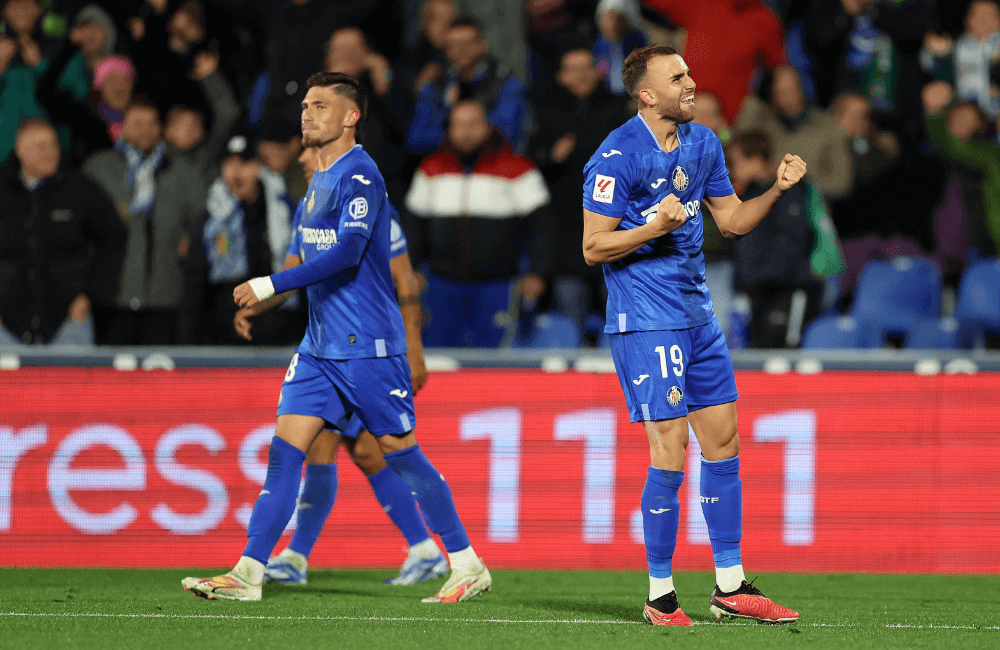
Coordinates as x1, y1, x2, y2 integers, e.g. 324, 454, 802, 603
609, 318, 739, 422
276, 352, 415, 436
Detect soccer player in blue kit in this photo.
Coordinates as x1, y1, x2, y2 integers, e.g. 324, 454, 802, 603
182, 72, 491, 603
582, 45, 805, 625
252, 147, 448, 588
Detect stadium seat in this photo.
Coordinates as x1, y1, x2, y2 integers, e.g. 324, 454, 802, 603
904, 317, 961, 349
800, 314, 863, 349
851, 256, 942, 347
523, 312, 582, 349
954, 257, 1000, 347
583, 312, 605, 338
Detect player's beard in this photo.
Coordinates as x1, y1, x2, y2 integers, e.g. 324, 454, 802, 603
302, 132, 332, 149
656, 99, 695, 125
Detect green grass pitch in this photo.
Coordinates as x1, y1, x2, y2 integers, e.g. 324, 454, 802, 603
1, 569, 997, 650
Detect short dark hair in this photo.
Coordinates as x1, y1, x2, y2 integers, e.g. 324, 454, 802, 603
621, 44, 679, 101
306, 71, 367, 124
450, 15, 483, 37
728, 130, 772, 161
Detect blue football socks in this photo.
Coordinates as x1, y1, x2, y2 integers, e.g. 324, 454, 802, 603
642, 466, 684, 578
383, 445, 470, 552
700, 455, 743, 568
243, 436, 306, 565
287, 463, 338, 557
367, 466, 432, 547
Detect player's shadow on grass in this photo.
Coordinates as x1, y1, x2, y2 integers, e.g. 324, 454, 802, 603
524, 598, 637, 621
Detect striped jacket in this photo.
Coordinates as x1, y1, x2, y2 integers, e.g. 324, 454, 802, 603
405, 130, 552, 282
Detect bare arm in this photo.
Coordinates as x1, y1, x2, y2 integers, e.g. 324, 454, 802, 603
389, 251, 428, 394
704, 153, 808, 239
582, 193, 690, 266
233, 254, 300, 341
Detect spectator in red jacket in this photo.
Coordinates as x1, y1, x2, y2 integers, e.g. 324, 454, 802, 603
644, 0, 786, 123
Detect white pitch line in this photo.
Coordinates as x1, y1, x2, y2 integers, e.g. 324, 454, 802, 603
1, 613, 998, 630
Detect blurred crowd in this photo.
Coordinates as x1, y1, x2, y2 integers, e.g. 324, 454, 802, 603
1, 0, 998, 349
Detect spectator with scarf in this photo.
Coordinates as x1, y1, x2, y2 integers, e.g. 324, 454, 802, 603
82, 99, 206, 344
922, 0, 1000, 120
201, 137, 301, 345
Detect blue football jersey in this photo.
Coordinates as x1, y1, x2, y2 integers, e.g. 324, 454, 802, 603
288, 203, 407, 258
285, 144, 406, 360
582, 115, 735, 333
388, 206, 408, 258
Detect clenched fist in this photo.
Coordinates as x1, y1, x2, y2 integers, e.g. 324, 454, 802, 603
649, 193, 688, 236
775, 154, 807, 192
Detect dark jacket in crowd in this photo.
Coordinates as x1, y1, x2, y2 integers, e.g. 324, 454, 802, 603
733, 179, 815, 291
0, 158, 126, 342
355, 70, 414, 208
734, 178, 823, 348
405, 129, 552, 282
407, 54, 528, 154
530, 83, 630, 278
259, 1, 343, 129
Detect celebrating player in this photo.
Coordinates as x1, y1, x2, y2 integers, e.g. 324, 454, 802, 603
247, 149, 447, 587
582, 45, 804, 625
182, 72, 490, 603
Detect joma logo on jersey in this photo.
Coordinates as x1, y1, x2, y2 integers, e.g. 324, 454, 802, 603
593, 174, 615, 203
641, 199, 701, 224
301, 227, 338, 246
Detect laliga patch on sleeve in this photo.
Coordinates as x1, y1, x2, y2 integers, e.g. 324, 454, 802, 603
593, 174, 616, 204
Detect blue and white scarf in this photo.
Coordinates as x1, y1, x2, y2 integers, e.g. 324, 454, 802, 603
203, 167, 292, 284
116, 140, 166, 220
955, 32, 1000, 119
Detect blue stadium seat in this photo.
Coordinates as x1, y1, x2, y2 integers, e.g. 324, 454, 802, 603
851, 256, 942, 347
524, 312, 582, 349
800, 314, 863, 349
904, 317, 961, 349
954, 258, 1000, 346
583, 312, 605, 338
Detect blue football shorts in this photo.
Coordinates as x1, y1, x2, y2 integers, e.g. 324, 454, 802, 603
276, 352, 416, 436
328, 413, 366, 439
609, 319, 739, 422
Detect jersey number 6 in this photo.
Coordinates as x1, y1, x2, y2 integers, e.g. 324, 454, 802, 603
654, 345, 683, 378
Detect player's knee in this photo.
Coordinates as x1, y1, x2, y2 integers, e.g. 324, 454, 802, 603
376, 432, 417, 455
703, 427, 740, 461
306, 429, 341, 465
350, 446, 387, 475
